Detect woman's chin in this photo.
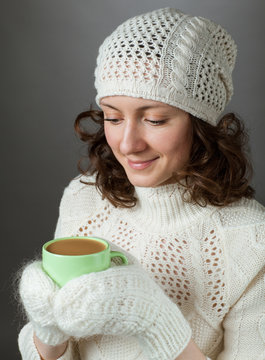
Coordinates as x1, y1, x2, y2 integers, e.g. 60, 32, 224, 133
126, 176, 155, 188
126, 174, 170, 188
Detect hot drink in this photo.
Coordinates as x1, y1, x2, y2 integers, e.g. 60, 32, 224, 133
46, 238, 106, 256
42, 236, 128, 286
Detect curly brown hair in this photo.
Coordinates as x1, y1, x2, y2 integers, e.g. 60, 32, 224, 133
74, 107, 255, 208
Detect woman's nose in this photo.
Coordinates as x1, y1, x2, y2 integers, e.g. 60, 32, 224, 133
119, 122, 147, 155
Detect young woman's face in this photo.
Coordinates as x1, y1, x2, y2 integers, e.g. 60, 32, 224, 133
101, 96, 193, 187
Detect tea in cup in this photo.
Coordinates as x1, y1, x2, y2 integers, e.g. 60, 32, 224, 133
42, 236, 128, 287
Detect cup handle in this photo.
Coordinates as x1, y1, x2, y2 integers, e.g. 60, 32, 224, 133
110, 251, 128, 265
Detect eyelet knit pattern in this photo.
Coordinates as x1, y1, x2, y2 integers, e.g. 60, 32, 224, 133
18, 174, 265, 359
40, 174, 265, 359
95, 8, 237, 125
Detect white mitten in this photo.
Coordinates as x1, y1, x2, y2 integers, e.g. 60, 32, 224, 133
54, 264, 192, 360
19, 261, 69, 346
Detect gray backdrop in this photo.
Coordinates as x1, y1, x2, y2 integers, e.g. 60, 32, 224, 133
1, 0, 265, 357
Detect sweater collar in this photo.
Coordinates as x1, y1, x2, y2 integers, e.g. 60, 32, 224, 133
126, 183, 214, 232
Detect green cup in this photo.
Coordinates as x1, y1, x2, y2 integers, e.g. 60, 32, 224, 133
42, 236, 128, 287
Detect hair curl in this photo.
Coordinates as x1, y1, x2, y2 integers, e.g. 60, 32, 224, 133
74, 107, 255, 208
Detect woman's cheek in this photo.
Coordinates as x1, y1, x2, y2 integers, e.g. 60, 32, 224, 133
104, 126, 116, 149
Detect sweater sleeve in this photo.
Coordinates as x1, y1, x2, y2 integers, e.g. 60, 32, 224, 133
216, 265, 265, 359
211, 199, 265, 359
18, 176, 100, 359
18, 323, 79, 360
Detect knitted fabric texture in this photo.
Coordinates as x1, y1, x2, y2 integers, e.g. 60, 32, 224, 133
94, 7, 237, 125
18, 323, 75, 360
18, 174, 265, 359
19, 262, 69, 346
54, 264, 191, 360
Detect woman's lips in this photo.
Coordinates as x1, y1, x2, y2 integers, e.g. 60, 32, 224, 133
127, 157, 159, 170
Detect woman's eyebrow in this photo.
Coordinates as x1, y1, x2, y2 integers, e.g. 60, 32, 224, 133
100, 102, 169, 111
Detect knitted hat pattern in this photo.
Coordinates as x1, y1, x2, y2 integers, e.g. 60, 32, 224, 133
95, 8, 237, 125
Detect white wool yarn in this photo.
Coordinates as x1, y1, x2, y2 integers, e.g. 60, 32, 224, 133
95, 7, 237, 125
19, 261, 69, 346
54, 264, 192, 360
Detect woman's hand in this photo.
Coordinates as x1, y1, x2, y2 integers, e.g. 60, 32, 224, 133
19, 261, 69, 346
54, 264, 192, 360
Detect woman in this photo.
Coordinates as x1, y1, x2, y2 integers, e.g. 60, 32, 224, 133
18, 8, 265, 360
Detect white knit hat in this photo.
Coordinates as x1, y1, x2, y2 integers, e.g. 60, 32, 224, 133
94, 8, 237, 125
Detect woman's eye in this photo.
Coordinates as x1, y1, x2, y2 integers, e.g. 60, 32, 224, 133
104, 118, 121, 124
146, 120, 166, 126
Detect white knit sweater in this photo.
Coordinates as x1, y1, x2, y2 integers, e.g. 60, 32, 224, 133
18, 174, 265, 360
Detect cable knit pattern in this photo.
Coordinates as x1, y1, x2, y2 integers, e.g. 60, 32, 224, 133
18, 174, 265, 359
94, 8, 237, 125
54, 264, 191, 360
